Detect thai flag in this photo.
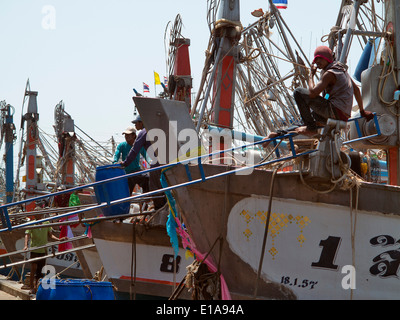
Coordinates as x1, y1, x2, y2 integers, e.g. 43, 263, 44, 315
143, 82, 150, 93
164, 76, 168, 88
273, 0, 288, 9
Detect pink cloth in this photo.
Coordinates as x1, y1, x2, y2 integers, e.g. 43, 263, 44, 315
175, 218, 231, 300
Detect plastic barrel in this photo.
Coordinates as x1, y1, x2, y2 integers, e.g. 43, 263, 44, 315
84, 280, 115, 300
36, 279, 115, 300
36, 280, 51, 300
37, 279, 88, 300
353, 38, 373, 82
94, 164, 130, 216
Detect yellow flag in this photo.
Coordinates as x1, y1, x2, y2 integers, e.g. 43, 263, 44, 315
154, 71, 161, 85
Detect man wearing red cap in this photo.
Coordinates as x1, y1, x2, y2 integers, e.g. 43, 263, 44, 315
294, 45, 373, 136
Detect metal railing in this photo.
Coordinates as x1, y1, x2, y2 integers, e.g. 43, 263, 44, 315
343, 113, 381, 145
0, 235, 95, 271
0, 131, 315, 233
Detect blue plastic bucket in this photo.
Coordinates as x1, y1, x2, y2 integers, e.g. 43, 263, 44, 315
94, 164, 130, 216
36, 279, 115, 300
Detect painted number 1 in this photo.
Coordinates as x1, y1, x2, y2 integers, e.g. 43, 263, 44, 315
311, 236, 341, 270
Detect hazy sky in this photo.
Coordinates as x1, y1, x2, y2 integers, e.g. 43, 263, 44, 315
0, 1, 352, 145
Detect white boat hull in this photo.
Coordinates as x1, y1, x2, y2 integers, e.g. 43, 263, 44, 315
228, 196, 400, 299
90, 220, 194, 298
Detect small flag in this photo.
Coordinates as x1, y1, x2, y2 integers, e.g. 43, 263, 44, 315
272, 0, 288, 9
164, 76, 168, 88
143, 82, 150, 93
154, 71, 161, 85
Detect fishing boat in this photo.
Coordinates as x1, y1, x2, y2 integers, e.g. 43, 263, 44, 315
131, 0, 400, 300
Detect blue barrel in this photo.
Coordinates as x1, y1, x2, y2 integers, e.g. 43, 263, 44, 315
36, 279, 115, 300
353, 38, 373, 82
85, 280, 115, 300
94, 164, 130, 216
36, 280, 52, 300
36, 279, 89, 300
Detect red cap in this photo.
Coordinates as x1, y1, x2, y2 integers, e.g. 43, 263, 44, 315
313, 46, 333, 64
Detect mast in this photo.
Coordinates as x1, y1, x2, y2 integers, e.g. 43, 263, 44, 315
165, 14, 193, 110
210, 0, 241, 132
54, 101, 76, 187
4, 104, 15, 204
0, 103, 16, 204
171, 38, 192, 110
24, 90, 39, 211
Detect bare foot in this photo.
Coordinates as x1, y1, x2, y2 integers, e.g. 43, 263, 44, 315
262, 132, 280, 148
295, 126, 318, 137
